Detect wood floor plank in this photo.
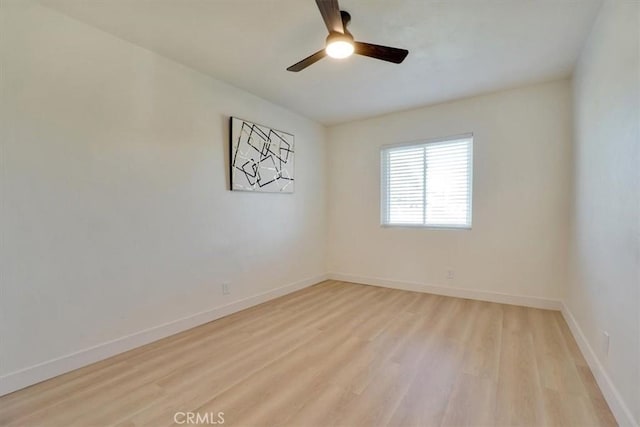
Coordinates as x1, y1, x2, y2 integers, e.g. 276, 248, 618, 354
542, 388, 602, 427
495, 330, 545, 426
0, 281, 616, 427
387, 336, 465, 427
284, 383, 354, 427
461, 301, 503, 381
441, 373, 497, 427
528, 307, 586, 395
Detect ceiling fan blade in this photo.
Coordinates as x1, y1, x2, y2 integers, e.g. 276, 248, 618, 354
287, 49, 327, 72
354, 42, 409, 64
315, 0, 344, 34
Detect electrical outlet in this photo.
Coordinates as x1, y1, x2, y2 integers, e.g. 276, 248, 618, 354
447, 270, 455, 280
602, 331, 610, 356
222, 282, 231, 296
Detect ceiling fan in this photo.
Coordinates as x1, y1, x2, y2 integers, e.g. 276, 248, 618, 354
287, 0, 409, 72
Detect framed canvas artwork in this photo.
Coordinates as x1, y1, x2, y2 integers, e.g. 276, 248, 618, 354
229, 117, 295, 193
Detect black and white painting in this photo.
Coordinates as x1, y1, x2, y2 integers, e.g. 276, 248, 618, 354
230, 117, 295, 193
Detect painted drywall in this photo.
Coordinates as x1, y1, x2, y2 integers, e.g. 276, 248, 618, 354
327, 80, 572, 300
568, 0, 640, 424
0, 1, 326, 381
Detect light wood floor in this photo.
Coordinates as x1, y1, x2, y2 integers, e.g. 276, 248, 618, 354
0, 281, 616, 427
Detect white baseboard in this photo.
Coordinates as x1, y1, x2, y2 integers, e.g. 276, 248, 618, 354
329, 272, 562, 310
561, 302, 639, 427
0, 274, 328, 397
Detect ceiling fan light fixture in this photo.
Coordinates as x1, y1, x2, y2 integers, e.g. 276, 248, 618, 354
286, 1, 408, 72
325, 33, 354, 59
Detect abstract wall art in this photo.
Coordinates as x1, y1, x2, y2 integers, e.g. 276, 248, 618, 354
230, 117, 295, 193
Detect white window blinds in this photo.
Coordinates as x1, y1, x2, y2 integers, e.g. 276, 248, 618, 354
381, 135, 473, 228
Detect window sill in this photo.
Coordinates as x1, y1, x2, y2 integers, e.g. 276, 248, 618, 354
380, 224, 472, 230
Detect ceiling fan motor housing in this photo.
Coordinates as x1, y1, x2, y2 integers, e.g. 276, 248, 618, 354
326, 31, 354, 47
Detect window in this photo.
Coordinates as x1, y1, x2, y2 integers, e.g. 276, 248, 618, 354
381, 134, 473, 228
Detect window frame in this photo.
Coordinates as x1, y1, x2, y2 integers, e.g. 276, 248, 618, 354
380, 133, 474, 230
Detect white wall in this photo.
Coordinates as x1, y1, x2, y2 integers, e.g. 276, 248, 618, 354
0, 1, 326, 387
327, 80, 572, 301
569, 0, 640, 424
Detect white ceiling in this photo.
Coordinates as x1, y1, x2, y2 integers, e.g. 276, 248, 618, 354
40, 0, 602, 125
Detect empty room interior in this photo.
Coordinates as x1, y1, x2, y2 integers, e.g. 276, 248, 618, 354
1, 0, 639, 426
